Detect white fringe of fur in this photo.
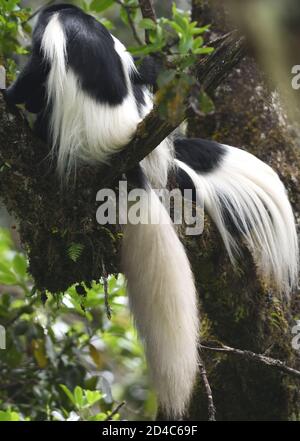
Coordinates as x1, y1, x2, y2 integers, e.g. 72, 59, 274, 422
121, 185, 199, 418
41, 13, 174, 186
176, 145, 299, 296
41, 14, 140, 178
42, 13, 198, 417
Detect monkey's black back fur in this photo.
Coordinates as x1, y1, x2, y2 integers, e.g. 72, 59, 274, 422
5, 3, 155, 114
175, 138, 226, 174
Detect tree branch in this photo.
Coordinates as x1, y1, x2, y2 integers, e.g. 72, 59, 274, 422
0, 32, 246, 293
138, 0, 157, 22
138, 0, 157, 43
198, 354, 217, 421
195, 31, 246, 94
98, 32, 246, 187
0, 66, 6, 89
105, 401, 126, 421
200, 344, 300, 380
115, 0, 143, 46
102, 261, 112, 320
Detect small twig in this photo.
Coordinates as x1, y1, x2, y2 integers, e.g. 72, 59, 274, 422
198, 353, 216, 421
105, 401, 126, 421
138, 0, 157, 44
138, 0, 157, 22
208, 31, 234, 47
115, 0, 143, 46
22, 0, 55, 25
200, 344, 300, 380
102, 261, 112, 320
6, 297, 38, 327
0, 65, 6, 90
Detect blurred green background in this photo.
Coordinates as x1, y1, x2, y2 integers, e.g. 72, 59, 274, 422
0, 226, 157, 420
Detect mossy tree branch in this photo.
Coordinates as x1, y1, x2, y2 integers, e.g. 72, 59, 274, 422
0, 31, 246, 294
200, 343, 300, 380
99, 31, 246, 187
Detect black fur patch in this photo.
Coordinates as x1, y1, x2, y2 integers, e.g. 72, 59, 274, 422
126, 165, 147, 190
175, 137, 226, 174
133, 55, 163, 87
7, 4, 129, 109
59, 8, 128, 105
7, 4, 160, 115
5, 53, 49, 112
132, 84, 147, 115
176, 165, 197, 203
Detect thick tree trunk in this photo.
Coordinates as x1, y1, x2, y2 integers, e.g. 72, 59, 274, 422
185, 0, 300, 421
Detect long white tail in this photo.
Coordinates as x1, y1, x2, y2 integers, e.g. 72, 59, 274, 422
176, 144, 299, 297
121, 184, 199, 418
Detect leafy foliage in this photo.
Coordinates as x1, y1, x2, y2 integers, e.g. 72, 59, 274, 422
0, 229, 155, 420
132, 3, 212, 58
67, 242, 85, 263
0, 0, 31, 80
90, 0, 115, 13
88, 1, 215, 123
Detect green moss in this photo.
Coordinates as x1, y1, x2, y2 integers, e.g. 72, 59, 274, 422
185, 48, 300, 419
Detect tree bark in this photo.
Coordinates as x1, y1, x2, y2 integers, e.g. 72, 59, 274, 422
0, 96, 122, 293
0, 30, 245, 295
185, 0, 300, 421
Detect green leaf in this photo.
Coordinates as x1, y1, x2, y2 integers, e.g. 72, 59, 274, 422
120, 3, 137, 26
74, 386, 84, 408
89, 412, 108, 421
193, 36, 204, 49
120, 6, 129, 25
85, 390, 102, 406
191, 24, 211, 35
98, 17, 114, 30
199, 91, 215, 114
0, 268, 17, 285
67, 243, 85, 263
139, 18, 157, 31
0, 229, 13, 248
168, 21, 183, 35
12, 254, 27, 279
179, 35, 194, 53
193, 46, 214, 55
157, 70, 176, 88
2, 0, 19, 13
172, 6, 190, 33
0, 410, 20, 421
90, 0, 114, 13
128, 44, 157, 56
60, 384, 75, 405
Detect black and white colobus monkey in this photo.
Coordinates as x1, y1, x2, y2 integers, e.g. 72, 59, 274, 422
5, 4, 299, 418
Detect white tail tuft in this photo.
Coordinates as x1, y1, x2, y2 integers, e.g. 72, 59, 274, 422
176, 144, 299, 297
41, 13, 68, 169
121, 185, 199, 418
41, 13, 67, 99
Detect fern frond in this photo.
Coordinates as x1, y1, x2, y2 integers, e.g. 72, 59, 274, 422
67, 242, 85, 263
